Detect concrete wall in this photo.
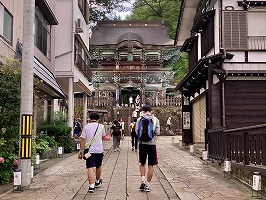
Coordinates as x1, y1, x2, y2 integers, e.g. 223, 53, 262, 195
55, 0, 73, 74
0, 0, 23, 58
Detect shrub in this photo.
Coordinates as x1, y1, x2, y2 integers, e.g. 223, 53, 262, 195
35, 138, 51, 154
57, 136, 74, 153
38, 134, 58, 148
0, 58, 21, 184
51, 111, 68, 125
38, 124, 73, 153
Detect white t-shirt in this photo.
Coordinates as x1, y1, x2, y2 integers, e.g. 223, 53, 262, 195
80, 122, 106, 153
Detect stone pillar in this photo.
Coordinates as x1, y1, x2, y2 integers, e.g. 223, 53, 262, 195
83, 93, 88, 126
68, 77, 74, 131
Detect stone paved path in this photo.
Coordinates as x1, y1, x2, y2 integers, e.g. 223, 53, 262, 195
0, 136, 263, 200
156, 137, 259, 200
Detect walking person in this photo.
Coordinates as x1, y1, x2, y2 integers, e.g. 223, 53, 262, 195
130, 118, 138, 151
111, 120, 123, 152
78, 112, 106, 193
136, 104, 160, 192
73, 118, 82, 139
167, 116, 171, 131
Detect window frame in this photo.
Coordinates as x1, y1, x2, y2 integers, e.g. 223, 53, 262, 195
34, 4, 51, 59
0, 3, 13, 44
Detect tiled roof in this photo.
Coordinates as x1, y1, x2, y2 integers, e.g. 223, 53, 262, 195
90, 20, 174, 46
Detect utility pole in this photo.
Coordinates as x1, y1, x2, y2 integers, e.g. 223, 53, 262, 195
19, 0, 35, 187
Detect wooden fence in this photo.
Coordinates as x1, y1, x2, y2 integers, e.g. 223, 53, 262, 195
75, 96, 181, 108
148, 96, 181, 107
208, 124, 266, 166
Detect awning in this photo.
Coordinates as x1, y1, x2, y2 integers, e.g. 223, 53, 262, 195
34, 58, 65, 98
76, 80, 92, 96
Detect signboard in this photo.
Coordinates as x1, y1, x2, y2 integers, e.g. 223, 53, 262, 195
183, 112, 190, 129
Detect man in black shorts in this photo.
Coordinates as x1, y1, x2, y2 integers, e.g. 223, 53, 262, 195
78, 112, 106, 193
136, 104, 160, 192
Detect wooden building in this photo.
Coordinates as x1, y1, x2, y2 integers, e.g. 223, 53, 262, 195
89, 20, 179, 107
175, 0, 266, 168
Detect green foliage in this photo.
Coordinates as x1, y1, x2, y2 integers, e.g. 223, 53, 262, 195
0, 153, 17, 184
51, 111, 68, 125
127, 0, 188, 82
57, 137, 74, 153
127, 0, 181, 39
170, 52, 188, 83
35, 138, 51, 154
38, 124, 73, 153
38, 124, 71, 138
38, 134, 58, 148
0, 58, 21, 184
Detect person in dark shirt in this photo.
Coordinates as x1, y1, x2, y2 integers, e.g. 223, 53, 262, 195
130, 118, 138, 151
111, 120, 123, 152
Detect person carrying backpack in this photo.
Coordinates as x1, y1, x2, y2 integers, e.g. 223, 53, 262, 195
111, 120, 123, 152
136, 104, 160, 192
130, 118, 138, 151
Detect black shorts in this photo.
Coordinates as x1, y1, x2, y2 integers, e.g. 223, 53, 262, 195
139, 144, 158, 166
85, 153, 103, 169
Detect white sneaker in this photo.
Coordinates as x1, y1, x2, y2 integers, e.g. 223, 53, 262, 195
114, 149, 117, 152
144, 185, 151, 192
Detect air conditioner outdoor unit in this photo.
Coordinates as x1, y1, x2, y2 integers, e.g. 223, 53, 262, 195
76, 18, 83, 33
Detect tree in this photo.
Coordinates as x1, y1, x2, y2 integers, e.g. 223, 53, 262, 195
127, 0, 181, 38
127, 0, 188, 83
90, 0, 131, 22
168, 52, 188, 83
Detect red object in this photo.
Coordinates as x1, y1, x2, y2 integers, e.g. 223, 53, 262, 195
103, 133, 112, 141
13, 159, 18, 166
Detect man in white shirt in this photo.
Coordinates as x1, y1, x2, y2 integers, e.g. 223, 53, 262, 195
78, 112, 106, 193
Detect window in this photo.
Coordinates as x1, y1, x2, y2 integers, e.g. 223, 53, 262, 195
34, 5, 51, 58
223, 11, 247, 50
0, 4, 13, 43
78, 0, 89, 24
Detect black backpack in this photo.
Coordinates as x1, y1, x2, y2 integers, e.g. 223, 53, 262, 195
138, 117, 155, 142
112, 125, 121, 136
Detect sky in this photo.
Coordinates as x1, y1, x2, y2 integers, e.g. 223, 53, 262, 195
116, 0, 135, 19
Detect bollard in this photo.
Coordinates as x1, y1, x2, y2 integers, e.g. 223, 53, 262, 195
224, 158, 231, 178
202, 150, 208, 163
58, 146, 63, 158
31, 165, 34, 182
252, 172, 262, 198
178, 140, 182, 149
76, 143, 80, 151
13, 169, 22, 191
189, 144, 194, 156
35, 153, 40, 169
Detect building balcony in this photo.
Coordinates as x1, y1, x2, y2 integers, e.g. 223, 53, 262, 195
75, 54, 92, 81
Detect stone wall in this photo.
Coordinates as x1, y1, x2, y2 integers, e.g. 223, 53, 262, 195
232, 163, 266, 194
152, 106, 181, 136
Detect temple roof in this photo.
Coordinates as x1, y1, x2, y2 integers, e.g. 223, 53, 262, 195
90, 20, 174, 46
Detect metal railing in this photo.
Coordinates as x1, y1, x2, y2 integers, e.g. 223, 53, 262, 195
208, 124, 266, 166
75, 54, 92, 81
247, 36, 266, 50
